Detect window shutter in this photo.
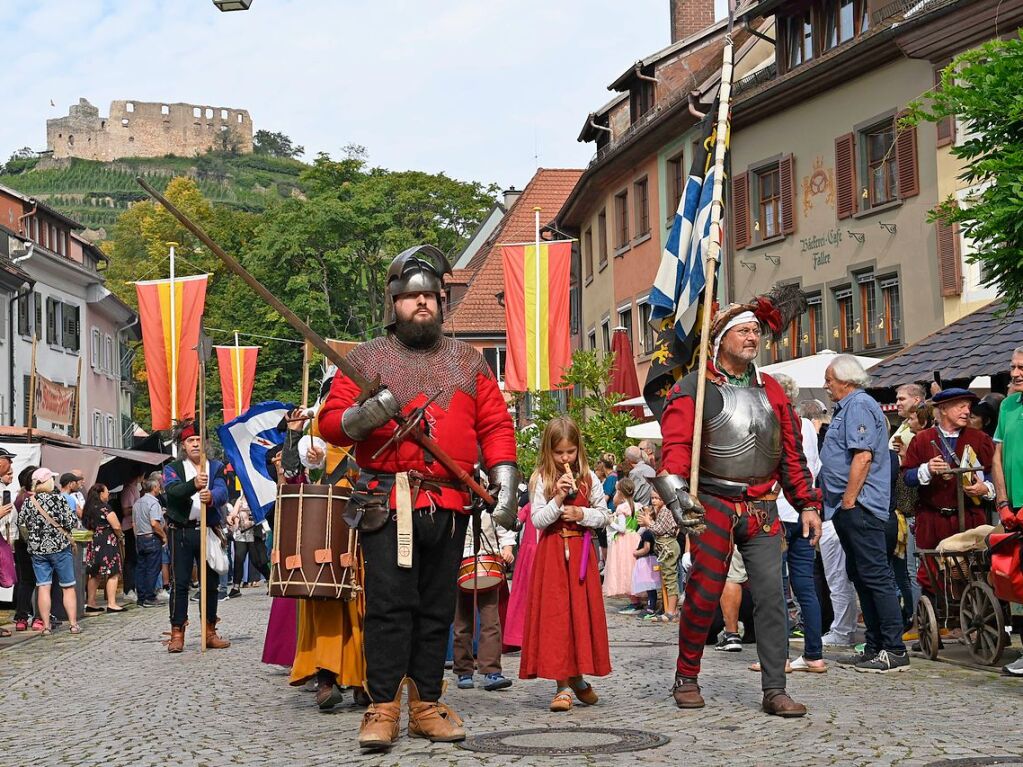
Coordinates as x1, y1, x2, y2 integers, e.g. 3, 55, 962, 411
934, 67, 955, 148
732, 171, 750, 250
936, 218, 962, 296
835, 133, 856, 220
779, 154, 796, 235
895, 110, 919, 199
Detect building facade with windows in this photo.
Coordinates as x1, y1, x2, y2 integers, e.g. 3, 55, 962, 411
727, 0, 1023, 365
0, 185, 138, 443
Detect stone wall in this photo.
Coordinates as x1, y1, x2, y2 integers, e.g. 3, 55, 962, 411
46, 98, 253, 161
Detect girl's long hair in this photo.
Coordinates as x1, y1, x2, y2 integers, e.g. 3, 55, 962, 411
538, 416, 590, 499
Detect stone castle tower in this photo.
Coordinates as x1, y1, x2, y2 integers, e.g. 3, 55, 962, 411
46, 98, 254, 161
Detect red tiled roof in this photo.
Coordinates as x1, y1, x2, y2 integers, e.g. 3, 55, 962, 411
445, 168, 583, 336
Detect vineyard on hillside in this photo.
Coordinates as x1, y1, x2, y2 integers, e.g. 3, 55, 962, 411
0, 152, 306, 232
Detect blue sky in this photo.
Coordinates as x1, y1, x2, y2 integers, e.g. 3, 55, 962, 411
0, 0, 727, 190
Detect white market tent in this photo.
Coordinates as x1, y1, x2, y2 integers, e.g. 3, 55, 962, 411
758, 349, 880, 391
625, 420, 662, 441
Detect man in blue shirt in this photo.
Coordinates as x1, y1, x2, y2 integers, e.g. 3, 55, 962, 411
821, 355, 908, 673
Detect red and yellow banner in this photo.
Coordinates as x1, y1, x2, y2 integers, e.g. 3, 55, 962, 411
135, 274, 208, 431
501, 241, 572, 391
215, 345, 259, 422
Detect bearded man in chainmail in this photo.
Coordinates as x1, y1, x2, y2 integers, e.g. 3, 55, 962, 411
318, 245, 518, 751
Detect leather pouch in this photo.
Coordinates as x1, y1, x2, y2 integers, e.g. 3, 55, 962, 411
345, 474, 395, 533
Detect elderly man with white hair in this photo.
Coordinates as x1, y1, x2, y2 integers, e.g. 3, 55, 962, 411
821, 354, 907, 673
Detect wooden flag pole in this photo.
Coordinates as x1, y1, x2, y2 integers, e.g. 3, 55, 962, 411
300, 328, 311, 410
27, 337, 38, 442
689, 34, 734, 499
168, 243, 179, 425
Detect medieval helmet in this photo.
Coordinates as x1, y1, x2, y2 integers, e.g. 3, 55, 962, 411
382, 244, 452, 330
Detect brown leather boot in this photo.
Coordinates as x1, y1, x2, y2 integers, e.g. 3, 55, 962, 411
762, 689, 807, 717
167, 625, 185, 654
406, 679, 465, 742
358, 700, 401, 750
205, 623, 231, 649
672, 674, 705, 709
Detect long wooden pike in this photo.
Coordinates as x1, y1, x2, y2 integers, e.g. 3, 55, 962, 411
136, 177, 495, 505
196, 328, 212, 653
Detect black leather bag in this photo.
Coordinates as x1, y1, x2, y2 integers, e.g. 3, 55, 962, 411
345, 474, 395, 533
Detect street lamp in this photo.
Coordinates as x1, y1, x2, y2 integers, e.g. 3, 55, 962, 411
213, 0, 252, 10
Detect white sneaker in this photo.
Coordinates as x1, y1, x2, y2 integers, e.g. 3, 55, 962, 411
1003, 656, 1023, 676
821, 631, 853, 647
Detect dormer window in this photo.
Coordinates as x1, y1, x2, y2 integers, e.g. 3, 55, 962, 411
630, 79, 655, 123
779, 0, 870, 73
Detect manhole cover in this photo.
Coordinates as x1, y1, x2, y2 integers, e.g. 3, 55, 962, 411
458, 727, 669, 755
924, 758, 1023, 767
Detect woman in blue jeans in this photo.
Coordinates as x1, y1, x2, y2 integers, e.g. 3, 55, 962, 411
774, 375, 827, 672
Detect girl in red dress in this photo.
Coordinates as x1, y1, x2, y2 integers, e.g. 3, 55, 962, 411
519, 416, 612, 711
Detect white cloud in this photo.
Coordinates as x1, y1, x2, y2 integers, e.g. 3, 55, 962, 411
0, 0, 730, 190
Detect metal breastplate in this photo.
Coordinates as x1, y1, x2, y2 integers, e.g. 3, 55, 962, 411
701, 384, 781, 481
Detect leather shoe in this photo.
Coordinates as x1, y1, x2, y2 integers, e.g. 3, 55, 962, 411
762, 689, 807, 717
407, 679, 465, 742
358, 701, 401, 750
672, 674, 705, 709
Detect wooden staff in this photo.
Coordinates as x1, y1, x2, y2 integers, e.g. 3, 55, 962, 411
197, 330, 212, 653
300, 338, 312, 411
689, 34, 734, 498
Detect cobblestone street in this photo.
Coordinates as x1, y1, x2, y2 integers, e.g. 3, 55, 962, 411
3, 593, 1022, 767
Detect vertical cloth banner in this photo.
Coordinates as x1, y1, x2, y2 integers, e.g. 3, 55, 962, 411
217, 401, 293, 523
643, 98, 727, 419
135, 274, 209, 431
215, 345, 259, 422
501, 240, 572, 391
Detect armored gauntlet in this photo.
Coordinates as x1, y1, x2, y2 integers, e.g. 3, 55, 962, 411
488, 463, 520, 531
650, 474, 706, 534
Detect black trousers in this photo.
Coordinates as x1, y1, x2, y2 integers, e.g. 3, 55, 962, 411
360, 508, 468, 702
167, 526, 219, 628
232, 540, 270, 585
13, 538, 36, 621
121, 529, 137, 593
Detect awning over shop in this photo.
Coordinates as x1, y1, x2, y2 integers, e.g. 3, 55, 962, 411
867, 300, 1023, 388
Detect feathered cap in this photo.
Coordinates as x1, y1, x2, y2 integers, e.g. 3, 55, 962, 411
710, 283, 807, 366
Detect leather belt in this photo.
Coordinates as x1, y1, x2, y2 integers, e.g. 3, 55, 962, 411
923, 506, 958, 518
702, 475, 778, 502
557, 529, 584, 539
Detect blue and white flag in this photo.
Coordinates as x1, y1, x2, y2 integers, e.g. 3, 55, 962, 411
643, 99, 727, 419
217, 400, 293, 522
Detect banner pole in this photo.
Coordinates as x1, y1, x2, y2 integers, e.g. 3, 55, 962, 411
300, 333, 311, 411
689, 34, 734, 499
233, 330, 244, 420
533, 207, 542, 391
27, 337, 37, 442
198, 347, 208, 654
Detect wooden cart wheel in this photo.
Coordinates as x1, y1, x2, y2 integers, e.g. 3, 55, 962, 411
960, 581, 1007, 666
916, 594, 940, 660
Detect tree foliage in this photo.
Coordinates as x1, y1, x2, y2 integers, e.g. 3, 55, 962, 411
515, 350, 639, 478
905, 32, 1023, 309
253, 130, 305, 159
102, 150, 498, 435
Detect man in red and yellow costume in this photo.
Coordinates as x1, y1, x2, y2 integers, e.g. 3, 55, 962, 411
319, 245, 518, 750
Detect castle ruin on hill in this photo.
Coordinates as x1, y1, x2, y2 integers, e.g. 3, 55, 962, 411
47, 98, 253, 161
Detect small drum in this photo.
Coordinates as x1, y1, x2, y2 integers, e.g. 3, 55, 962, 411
457, 554, 505, 592
269, 483, 359, 600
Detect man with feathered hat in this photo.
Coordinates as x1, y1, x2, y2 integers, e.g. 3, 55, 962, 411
653, 285, 823, 717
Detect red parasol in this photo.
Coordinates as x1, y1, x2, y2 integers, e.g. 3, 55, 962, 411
609, 327, 643, 419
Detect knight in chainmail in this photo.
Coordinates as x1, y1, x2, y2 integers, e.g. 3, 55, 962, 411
653, 288, 823, 718
318, 245, 518, 751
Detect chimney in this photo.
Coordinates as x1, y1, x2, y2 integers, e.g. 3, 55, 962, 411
503, 186, 522, 209
670, 0, 715, 43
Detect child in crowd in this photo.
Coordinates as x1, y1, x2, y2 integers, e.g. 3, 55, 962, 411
631, 527, 661, 614
603, 478, 642, 604
520, 416, 612, 712
640, 489, 680, 622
